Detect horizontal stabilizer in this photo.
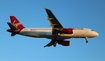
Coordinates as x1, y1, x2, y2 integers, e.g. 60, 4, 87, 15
7, 22, 19, 36
7, 22, 18, 30
11, 33, 16, 36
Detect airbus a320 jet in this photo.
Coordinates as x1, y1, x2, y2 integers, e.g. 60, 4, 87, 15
7, 8, 99, 47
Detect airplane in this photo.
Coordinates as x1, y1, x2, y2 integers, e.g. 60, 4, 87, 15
7, 8, 99, 47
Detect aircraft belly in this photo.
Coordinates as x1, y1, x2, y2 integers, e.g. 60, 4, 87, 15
20, 31, 52, 38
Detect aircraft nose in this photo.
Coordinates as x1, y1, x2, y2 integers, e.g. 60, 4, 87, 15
94, 31, 99, 37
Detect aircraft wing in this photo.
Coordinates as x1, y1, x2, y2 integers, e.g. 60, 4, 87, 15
44, 8, 64, 47
45, 8, 63, 29
44, 39, 57, 47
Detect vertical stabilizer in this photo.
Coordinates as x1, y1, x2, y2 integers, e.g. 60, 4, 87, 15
10, 16, 25, 30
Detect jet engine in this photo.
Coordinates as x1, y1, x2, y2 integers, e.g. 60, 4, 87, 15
63, 28, 73, 34
58, 40, 70, 46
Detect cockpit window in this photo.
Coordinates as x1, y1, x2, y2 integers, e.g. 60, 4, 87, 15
91, 30, 94, 31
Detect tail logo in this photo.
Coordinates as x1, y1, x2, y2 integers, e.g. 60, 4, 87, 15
13, 20, 21, 28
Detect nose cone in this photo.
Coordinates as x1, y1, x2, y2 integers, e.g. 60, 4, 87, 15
94, 31, 99, 37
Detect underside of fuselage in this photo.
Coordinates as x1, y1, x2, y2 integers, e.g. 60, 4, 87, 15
19, 31, 96, 40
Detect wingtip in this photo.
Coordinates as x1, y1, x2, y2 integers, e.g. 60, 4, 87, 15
44, 8, 48, 10
44, 8, 47, 9
44, 8, 50, 10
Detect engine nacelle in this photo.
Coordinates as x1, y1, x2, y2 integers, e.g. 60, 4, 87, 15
58, 40, 70, 46
63, 28, 73, 34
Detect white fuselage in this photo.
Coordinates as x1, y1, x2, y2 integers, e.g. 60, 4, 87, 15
19, 28, 98, 39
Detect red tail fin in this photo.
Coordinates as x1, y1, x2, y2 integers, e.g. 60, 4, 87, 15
10, 16, 25, 30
